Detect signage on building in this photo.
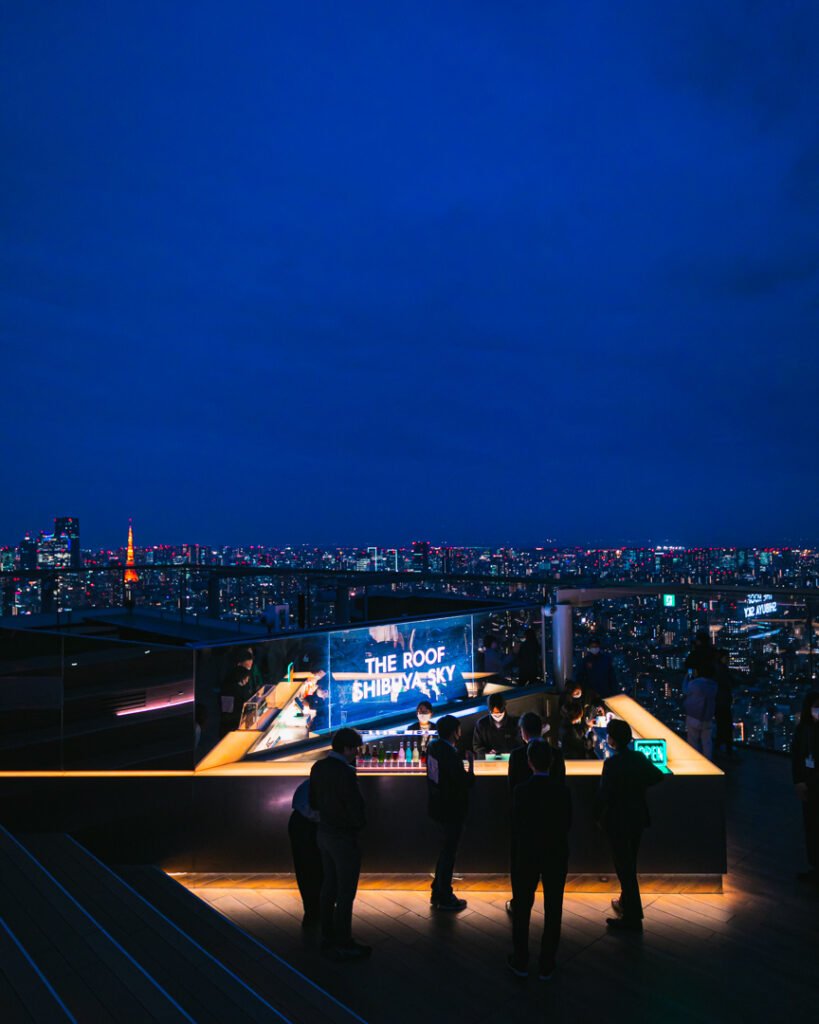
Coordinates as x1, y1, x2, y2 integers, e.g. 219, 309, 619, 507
742, 594, 777, 620
662, 594, 676, 608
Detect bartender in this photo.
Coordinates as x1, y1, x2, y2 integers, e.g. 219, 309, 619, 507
409, 700, 435, 733
472, 694, 519, 758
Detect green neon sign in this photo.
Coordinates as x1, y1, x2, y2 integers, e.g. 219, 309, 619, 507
633, 738, 667, 769
662, 594, 676, 608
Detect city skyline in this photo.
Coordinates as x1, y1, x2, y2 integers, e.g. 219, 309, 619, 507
2, 3, 819, 545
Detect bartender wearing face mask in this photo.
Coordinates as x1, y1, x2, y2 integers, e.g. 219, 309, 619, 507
473, 694, 519, 758
410, 700, 435, 733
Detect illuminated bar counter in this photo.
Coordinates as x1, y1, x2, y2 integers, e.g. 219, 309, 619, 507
0, 690, 725, 885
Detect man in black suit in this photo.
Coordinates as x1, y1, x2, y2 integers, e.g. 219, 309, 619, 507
508, 739, 572, 980
427, 714, 475, 911
596, 718, 664, 932
309, 727, 370, 959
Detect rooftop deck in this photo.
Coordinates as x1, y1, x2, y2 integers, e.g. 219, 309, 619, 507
184, 749, 816, 1024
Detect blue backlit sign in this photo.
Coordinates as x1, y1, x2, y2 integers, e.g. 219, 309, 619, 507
633, 737, 667, 768
329, 614, 473, 727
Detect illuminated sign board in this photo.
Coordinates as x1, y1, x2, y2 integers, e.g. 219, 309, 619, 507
633, 738, 667, 768
742, 593, 777, 620
662, 594, 676, 608
328, 614, 473, 728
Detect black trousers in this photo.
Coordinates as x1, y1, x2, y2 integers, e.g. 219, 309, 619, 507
511, 858, 567, 968
288, 811, 322, 919
606, 823, 644, 922
316, 829, 361, 945
714, 706, 733, 752
431, 819, 463, 900
803, 797, 819, 870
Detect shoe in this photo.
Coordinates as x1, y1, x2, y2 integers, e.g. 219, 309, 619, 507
610, 898, 623, 917
506, 954, 528, 978
796, 869, 818, 883
537, 962, 555, 981
505, 899, 514, 916
606, 917, 642, 932
432, 895, 467, 912
333, 940, 372, 961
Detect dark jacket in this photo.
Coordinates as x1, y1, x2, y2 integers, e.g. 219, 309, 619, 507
713, 662, 733, 711
427, 738, 474, 823
512, 775, 572, 867
517, 637, 541, 683
559, 720, 592, 760
685, 643, 717, 679
309, 753, 366, 834
791, 720, 819, 791
508, 744, 566, 790
577, 652, 618, 699
472, 712, 520, 756
596, 749, 664, 832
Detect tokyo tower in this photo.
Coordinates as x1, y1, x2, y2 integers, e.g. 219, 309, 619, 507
124, 520, 139, 584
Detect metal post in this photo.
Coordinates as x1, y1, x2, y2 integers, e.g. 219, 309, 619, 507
540, 605, 548, 684
552, 603, 573, 691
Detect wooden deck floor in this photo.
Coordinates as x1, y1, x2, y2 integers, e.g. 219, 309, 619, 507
188, 750, 818, 1024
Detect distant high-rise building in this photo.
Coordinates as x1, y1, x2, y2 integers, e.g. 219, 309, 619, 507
55, 517, 81, 569
37, 532, 71, 568
19, 533, 38, 571
412, 540, 430, 573
124, 521, 139, 583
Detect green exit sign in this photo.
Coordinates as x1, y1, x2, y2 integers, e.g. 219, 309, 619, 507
633, 738, 668, 768
662, 594, 676, 607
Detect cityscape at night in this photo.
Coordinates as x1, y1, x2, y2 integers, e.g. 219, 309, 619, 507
2, 2, 818, 1021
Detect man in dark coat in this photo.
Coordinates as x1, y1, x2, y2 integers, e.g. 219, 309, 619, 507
596, 718, 664, 931
309, 727, 370, 959
577, 639, 619, 699
427, 714, 475, 911
472, 694, 519, 757
508, 740, 572, 980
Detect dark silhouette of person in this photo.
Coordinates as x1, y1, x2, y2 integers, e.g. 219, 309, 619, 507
713, 650, 735, 756
792, 691, 819, 884
558, 699, 593, 759
517, 628, 541, 686
597, 718, 664, 931
507, 740, 572, 980
427, 714, 474, 911
577, 638, 618, 699
309, 727, 370, 960
506, 713, 566, 918
473, 694, 519, 757
219, 665, 252, 735
685, 630, 718, 678
483, 635, 515, 680
288, 779, 322, 926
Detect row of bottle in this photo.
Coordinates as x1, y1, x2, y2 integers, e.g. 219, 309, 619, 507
356, 739, 426, 769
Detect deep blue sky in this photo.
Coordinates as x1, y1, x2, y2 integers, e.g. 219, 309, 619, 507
2, 2, 818, 549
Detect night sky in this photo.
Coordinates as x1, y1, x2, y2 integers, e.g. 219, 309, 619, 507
2, 2, 818, 549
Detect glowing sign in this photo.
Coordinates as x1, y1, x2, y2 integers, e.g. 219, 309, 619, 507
742, 593, 777, 619
633, 737, 667, 768
662, 594, 676, 608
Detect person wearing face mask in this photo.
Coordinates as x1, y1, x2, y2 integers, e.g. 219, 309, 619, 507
596, 719, 664, 932
473, 694, 519, 758
577, 638, 619, 700
792, 691, 819, 885
411, 700, 435, 732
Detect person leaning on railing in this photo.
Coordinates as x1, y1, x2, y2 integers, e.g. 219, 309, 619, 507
792, 691, 819, 885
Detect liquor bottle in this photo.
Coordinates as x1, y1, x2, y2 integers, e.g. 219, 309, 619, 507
377, 741, 385, 765
362, 743, 370, 766
398, 741, 405, 766
412, 741, 420, 766
356, 746, 362, 768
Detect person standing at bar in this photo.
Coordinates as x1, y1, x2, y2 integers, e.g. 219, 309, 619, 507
597, 719, 663, 932
507, 739, 571, 980
288, 779, 322, 927
577, 637, 619, 699
309, 728, 370, 959
427, 714, 474, 911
